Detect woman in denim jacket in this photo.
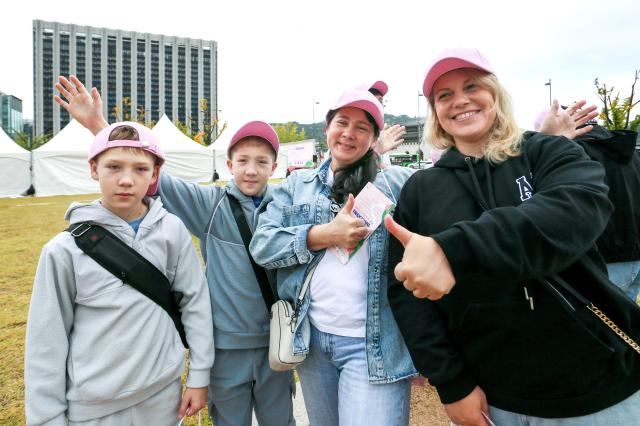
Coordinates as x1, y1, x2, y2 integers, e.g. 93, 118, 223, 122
250, 89, 417, 425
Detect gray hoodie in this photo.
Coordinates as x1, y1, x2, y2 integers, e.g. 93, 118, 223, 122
24, 198, 214, 425
157, 172, 275, 349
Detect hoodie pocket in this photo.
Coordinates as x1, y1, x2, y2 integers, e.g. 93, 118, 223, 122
452, 299, 619, 395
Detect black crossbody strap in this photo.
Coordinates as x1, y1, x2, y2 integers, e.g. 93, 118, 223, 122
66, 222, 188, 348
227, 194, 277, 311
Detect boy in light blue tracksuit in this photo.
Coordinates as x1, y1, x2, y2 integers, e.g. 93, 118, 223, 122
52, 75, 296, 426
153, 122, 296, 425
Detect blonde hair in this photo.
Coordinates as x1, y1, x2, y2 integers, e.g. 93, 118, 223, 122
424, 70, 523, 164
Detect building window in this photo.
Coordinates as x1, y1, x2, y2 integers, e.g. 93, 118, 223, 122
122, 37, 131, 119
107, 36, 117, 121
59, 32, 70, 128
164, 44, 173, 118
151, 41, 159, 122
92, 35, 102, 94
177, 45, 186, 123
76, 34, 86, 84
137, 39, 146, 119
42, 30, 54, 135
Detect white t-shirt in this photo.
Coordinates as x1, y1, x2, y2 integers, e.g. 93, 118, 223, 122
308, 168, 369, 338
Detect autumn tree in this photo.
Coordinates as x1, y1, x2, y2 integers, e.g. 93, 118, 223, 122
274, 122, 306, 143
595, 70, 640, 131
175, 99, 226, 146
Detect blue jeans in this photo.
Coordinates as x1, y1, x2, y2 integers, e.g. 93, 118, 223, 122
296, 324, 411, 426
607, 260, 640, 303
488, 388, 640, 425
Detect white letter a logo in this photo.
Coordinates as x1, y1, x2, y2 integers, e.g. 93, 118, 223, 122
516, 176, 534, 201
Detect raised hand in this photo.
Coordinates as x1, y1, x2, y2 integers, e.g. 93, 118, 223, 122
54, 75, 108, 135
384, 215, 455, 300
376, 124, 406, 155
538, 99, 599, 140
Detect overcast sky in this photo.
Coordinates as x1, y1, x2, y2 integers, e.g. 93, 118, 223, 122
1, 0, 639, 132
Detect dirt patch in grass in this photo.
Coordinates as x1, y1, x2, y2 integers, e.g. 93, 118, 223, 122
410, 383, 449, 425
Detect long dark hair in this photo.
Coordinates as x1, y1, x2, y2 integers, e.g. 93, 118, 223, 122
326, 108, 380, 204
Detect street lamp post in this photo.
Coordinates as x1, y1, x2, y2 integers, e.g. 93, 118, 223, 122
545, 79, 552, 106
312, 99, 320, 124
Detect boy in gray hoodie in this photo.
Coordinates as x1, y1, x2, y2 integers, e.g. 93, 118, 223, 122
24, 122, 214, 425
53, 76, 296, 426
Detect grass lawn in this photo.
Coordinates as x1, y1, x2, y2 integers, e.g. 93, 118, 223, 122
0, 186, 448, 425
0, 193, 213, 425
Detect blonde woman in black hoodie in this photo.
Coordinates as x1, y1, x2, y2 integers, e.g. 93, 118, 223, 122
385, 48, 640, 426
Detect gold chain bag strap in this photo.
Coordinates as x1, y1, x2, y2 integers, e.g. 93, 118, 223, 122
540, 272, 640, 355
587, 303, 640, 354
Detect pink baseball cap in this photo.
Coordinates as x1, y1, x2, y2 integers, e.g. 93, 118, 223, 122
356, 80, 389, 97
329, 89, 384, 132
422, 48, 495, 97
89, 121, 165, 165
228, 121, 279, 155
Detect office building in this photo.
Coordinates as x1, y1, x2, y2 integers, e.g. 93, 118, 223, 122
33, 20, 217, 137
0, 91, 24, 140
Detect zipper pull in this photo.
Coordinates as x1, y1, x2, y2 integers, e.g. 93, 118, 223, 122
524, 286, 534, 311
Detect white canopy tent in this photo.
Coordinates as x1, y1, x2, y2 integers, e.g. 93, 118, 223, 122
151, 115, 213, 183
33, 120, 97, 196
0, 127, 31, 197
209, 123, 288, 180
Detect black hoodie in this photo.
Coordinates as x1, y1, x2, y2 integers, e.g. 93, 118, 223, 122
388, 132, 640, 417
574, 126, 640, 263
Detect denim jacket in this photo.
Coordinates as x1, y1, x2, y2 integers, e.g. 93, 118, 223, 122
250, 159, 418, 383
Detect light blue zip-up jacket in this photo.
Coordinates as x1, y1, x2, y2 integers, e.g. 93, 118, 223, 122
250, 160, 418, 384
158, 172, 275, 349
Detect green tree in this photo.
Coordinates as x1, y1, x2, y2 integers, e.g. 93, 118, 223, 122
274, 122, 306, 143
14, 132, 51, 151
595, 70, 640, 131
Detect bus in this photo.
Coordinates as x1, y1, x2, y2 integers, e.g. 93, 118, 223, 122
388, 153, 420, 167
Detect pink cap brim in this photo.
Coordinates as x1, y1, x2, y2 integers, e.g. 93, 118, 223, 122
228, 121, 279, 154
330, 90, 384, 132
423, 48, 495, 97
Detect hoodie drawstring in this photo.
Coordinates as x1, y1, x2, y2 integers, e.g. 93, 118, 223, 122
465, 157, 534, 310
464, 157, 491, 211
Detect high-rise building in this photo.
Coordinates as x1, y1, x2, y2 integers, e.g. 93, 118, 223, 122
33, 20, 218, 137
0, 91, 24, 140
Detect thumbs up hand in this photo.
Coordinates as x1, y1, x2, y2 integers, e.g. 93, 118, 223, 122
328, 194, 370, 250
384, 215, 456, 300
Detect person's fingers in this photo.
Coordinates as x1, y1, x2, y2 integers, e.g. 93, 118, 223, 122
69, 75, 88, 94
91, 87, 103, 107
53, 95, 70, 111
565, 100, 581, 116
340, 193, 355, 214
58, 76, 78, 95
54, 82, 72, 101
573, 125, 594, 137
575, 107, 598, 126
178, 397, 190, 418
395, 261, 407, 283
413, 287, 429, 299
384, 215, 412, 247
549, 99, 560, 116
